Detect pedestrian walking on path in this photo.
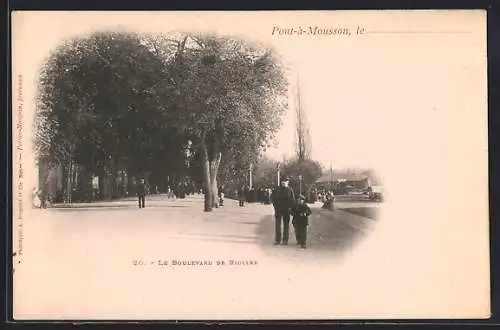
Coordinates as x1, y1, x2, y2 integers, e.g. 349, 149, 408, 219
167, 186, 176, 199
137, 178, 146, 208
219, 186, 225, 206
238, 185, 247, 207
291, 194, 312, 249
271, 177, 295, 245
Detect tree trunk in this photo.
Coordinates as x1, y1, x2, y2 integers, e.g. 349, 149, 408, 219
126, 169, 136, 196
65, 159, 73, 204
110, 167, 118, 199
84, 170, 93, 202
38, 158, 50, 196
203, 157, 212, 211
201, 132, 212, 212
209, 152, 222, 208
120, 169, 126, 197
212, 177, 218, 207
98, 174, 105, 200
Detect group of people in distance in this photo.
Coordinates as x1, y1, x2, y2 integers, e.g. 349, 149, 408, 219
136, 176, 313, 248
236, 186, 273, 206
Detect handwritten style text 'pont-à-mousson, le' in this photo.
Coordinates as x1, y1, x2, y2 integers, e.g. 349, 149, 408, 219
272, 25, 366, 36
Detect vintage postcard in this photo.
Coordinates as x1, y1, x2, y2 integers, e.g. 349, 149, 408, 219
11, 10, 489, 320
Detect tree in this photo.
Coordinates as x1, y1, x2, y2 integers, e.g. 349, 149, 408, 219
294, 80, 311, 162
34, 31, 289, 209
34, 31, 182, 200
252, 156, 280, 188
162, 33, 289, 211
281, 158, 323, 194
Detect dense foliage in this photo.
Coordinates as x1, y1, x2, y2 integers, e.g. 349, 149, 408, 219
34, 31, 289, 209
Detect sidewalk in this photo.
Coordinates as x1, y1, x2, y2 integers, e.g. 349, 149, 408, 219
49, 193, 204, 208
13, 194, 379, 318
27, 194, 376, 250
309, 205, 376, 250
18, 195, 377, 265
252, 201, 376, 260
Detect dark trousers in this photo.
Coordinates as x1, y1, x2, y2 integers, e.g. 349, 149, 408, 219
239, 199, 245, 207
293, 220, 308, 245
275, 210, 290, 243
138, 194, 145, 208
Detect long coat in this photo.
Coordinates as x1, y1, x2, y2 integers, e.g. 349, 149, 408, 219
271, 186, 296, 213
237, 188, 247, 201
136, 182, 146, 196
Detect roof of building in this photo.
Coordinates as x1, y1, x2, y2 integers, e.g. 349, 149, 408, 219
316, 171, 383, 185
316, 173, 367, 182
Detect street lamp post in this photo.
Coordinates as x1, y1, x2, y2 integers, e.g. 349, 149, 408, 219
329, 160, 333, 192
277, 162, 280, 186
298, 174, 303, 196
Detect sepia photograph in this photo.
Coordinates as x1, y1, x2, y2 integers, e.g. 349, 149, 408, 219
11, 10, 489, 320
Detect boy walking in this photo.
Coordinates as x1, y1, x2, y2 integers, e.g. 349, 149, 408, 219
291, 194, 312, 249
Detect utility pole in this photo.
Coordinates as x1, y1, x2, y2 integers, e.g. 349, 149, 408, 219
330, 160, 333, 192
299, 174, 303, 196
277, 162, 280, 186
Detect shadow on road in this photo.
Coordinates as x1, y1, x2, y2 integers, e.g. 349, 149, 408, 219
255, 209, 372, 258
50, 204, 189, 211
51, 204, 134, 210
185, 233, 258, 240
167, 235, 259, 245
338, 207, 379, 220
175, 232, 259, 245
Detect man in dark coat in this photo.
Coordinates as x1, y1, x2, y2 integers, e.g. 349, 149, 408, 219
238, 185, 247, 207
271, 177, 295, 245
137, 178, 146, 208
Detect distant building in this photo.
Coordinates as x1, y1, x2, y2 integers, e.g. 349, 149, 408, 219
314, 170, 382, 194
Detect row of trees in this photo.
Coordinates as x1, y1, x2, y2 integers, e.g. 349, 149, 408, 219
252, 157, 322, 190
34, 31, 289, 211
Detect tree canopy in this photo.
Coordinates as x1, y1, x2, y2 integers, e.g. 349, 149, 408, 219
281, 158, 323, 188
34, 30, 289, 206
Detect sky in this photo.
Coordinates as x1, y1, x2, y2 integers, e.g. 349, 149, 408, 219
264, 35, 389, 170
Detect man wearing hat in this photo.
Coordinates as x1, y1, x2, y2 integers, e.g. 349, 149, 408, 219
271, 177, 296, 245
137, 178, 147, 208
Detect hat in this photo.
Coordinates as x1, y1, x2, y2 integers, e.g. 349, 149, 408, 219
280, 176, 290, 182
